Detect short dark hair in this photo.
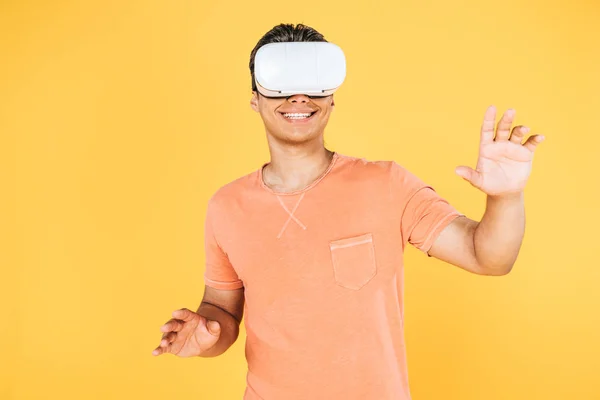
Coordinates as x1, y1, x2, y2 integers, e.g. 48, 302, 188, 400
249, 23, 327, 93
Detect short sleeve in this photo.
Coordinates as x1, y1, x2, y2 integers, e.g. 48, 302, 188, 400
392, 163, 463, 255
203, 197, 244, 290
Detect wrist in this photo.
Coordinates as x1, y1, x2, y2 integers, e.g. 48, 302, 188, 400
488, 190, 524, 203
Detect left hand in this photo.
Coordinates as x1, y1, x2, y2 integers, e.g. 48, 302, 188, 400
455, 106, 545, 196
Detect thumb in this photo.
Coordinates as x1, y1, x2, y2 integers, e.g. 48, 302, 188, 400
206, 320, 221, 336
455, 166, 482, 188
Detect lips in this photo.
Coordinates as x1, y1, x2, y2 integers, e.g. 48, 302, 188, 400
280, 111, 317, 124
279, 110, 316, 114
278, 110, 318, 121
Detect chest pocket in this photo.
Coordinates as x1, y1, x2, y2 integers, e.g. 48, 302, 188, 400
329, 233, 377, 290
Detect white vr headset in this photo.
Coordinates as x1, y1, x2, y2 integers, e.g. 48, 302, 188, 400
254, 42, 346, 98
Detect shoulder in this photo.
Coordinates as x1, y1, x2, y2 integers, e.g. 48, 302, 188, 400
338, 153, 429, 199
337, 153, 415, 181
206, 169, 259, 212
338, 152, 391, 171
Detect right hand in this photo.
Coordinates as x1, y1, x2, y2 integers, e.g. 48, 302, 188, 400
152, 308, 221, 357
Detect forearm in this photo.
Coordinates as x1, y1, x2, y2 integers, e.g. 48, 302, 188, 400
473, 191, 525, 274
196, 302, 240, 358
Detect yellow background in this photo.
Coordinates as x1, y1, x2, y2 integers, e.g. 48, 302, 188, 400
2, 0, 599, 399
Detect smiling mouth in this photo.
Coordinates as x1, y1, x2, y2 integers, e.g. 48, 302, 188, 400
280, 111, 317, 120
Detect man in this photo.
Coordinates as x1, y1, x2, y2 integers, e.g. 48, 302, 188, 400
152, 23, 544, 399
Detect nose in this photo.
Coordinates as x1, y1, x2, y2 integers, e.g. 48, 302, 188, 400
286, 94, 311, 103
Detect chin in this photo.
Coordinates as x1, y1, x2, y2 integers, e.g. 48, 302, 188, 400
277, 130, 320, 145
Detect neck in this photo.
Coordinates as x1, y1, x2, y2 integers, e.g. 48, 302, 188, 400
262, 139, 334, 193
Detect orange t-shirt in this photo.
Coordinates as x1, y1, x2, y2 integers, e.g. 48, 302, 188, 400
204, 153, 462, 400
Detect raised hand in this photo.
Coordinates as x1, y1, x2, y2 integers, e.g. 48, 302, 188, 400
455, 106, 545, 196
152, 308, 221, 357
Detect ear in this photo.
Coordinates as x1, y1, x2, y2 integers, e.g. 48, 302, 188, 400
250, 91, 259, 112
331, 96, 335, 108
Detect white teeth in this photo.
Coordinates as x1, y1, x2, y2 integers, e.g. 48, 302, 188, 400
283, 112, 312, 119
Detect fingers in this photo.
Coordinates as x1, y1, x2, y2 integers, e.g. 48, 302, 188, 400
153, 334, 172, 356
523, 134, 545, 152
172, 308, 198, 322
160, 319, 185, 333
494, 108, 515, 141
455, 166, 483, 189
482, 107, 544, 150
206, 320, 221, 336
152, 346, 165, 356
509, 125, 528, 144
153, 309, 199, 356
152, 331, 178, 356
480, 105, 497, 145
160, 331, 177, 347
